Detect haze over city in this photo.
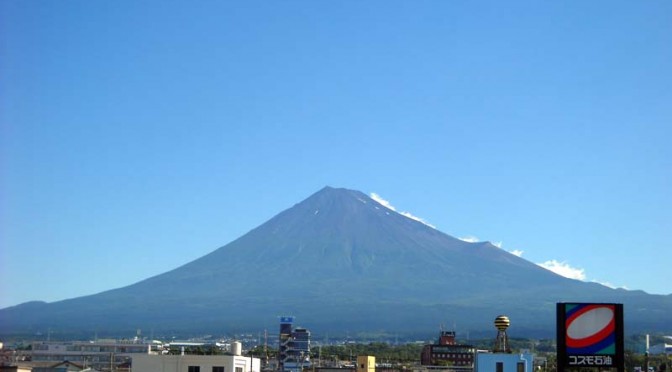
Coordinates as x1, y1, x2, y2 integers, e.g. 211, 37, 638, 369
1, 0, 670, 309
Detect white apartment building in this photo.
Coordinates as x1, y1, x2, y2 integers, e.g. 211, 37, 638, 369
30, 339, 156, 369
131, 354, 261, 372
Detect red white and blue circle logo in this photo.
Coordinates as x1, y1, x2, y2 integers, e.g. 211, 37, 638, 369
565, 304, 616, 355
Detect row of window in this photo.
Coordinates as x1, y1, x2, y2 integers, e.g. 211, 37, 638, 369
495, 361, 526, 372
428, 360, 472, 366
187, 367, 225, 372
186, 365, 244, 372
33, 355, 126, 362
431, 347, 475, 353
34, 346, 146, 353
433, 353, 472, 359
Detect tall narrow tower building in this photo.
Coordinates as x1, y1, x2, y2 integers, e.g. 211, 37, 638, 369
278, 317, 311, 372
493, 315, 511, 353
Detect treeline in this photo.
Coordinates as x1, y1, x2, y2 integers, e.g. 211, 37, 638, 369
316, 343, 424, 363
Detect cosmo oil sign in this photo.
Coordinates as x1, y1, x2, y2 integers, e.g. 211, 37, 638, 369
556, 303, 624, 372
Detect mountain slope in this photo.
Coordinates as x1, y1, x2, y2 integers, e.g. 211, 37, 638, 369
1, 186, 670, 336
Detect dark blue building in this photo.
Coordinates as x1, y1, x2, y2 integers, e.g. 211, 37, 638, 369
279, 317, 311, 372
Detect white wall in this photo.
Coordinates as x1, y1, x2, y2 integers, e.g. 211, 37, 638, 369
132, 354, 261, 372
476, 352, 534, 372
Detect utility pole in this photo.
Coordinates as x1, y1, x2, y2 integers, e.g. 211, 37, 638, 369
645, 335, 650, 372
264, 329, 268, 367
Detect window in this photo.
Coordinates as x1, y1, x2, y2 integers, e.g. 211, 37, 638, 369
188, 367, 201, 372
496, 362, 504, 372
213, 368, 225, 372
236, 367, 243, 372
517, 362, 525, 372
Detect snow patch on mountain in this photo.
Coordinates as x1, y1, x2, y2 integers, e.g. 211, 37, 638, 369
369, 192, 435, 228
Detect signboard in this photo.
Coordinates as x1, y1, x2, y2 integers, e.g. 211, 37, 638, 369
556, 303, 624, 372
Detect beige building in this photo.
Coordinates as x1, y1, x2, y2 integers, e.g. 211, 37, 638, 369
131, 354, 261, 372
356, 356, 375, 372
0, 367, 32, 372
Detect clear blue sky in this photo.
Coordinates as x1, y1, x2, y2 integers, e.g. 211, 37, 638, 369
1, 1, 670, 309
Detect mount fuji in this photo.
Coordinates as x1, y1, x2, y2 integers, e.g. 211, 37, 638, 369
1, 187, 670, 337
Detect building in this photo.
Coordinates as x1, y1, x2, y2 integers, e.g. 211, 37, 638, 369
475, 353, 533, 372
278, 317, 311, 372
0, 367, 32, 372
649, 343, 672, 355
474, 316, 533, 372
132, 353, 261, 372
356, 356, 375, 372
420, 331, 476, 370
0, 360, 90, 372
30, 339, 156, 370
